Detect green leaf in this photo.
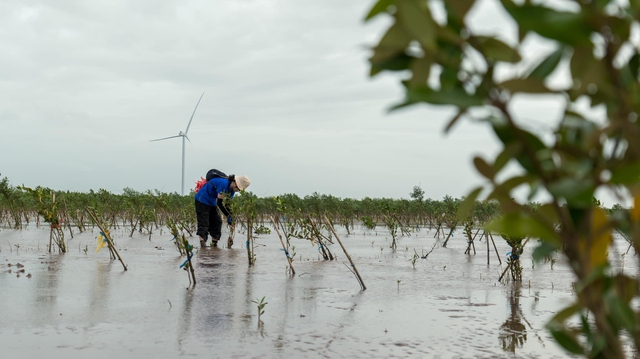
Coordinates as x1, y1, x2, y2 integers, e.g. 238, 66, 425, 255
473, 156, 495, 180
457, 186, 482, 219
444, 0, 475, 22
370, 22, 411, 64
408, 56, 432, 88
547, 178, 595, 207
629, 52, 639, 81
529, 47, 564, 79
493, 142, 522, 173
402, 86, 485, 109
472, 36, 521, 63
370, 53, 413, 76
500, 175, 534, 192
486, 212, 559, 242
365, 0, 395, 21
608, 16, 632, 44
501, 0, 592, 46
396, 0, 437, 52
606, 293, 637, 332
548, 303, 581, 324
532, 241, 559, 262
610, 162, 640, 184
390, 86, 484, 111
499, 78, 550, 94
549, 328, 584, 355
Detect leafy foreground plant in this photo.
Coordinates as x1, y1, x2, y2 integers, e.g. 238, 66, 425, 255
366, 0, 640, 357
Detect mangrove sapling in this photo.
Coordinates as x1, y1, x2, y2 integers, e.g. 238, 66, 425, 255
463, 221, 480, 255
20, 187, 67, 253
270, 216, 295, 275
179, 235, 196, 286
166, 220, 186, 255
85, 208, 127, 271
499, 238, 530, 283
252, 296, 268, 323
384, 215, 399, 250
411, 250, 419, 268
230, 190, 258, 265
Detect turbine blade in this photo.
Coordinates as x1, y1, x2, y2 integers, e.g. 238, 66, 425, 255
184, 91, 205, 135
185, 135, 192, 144
149, 135, 181, 142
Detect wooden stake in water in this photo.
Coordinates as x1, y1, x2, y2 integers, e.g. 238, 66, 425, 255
270, 216, 295, 275
323, 215, 366, 291
85, 208, 128, 271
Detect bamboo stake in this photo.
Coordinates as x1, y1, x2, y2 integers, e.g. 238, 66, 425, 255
486, 231, 490, 265
442, 227, 455, 247
323, 215, 366, 291
270, 216, 295, 275
489, 233, 503, 265
85, 208, 128, 271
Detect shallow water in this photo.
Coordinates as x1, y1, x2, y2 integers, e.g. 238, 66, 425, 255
1, 225, 631, 358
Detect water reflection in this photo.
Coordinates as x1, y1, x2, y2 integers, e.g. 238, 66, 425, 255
32, 254, 63, 325
499, 283, 527, 353
87, 261, 110, 325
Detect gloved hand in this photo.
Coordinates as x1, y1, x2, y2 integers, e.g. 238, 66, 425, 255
227, 216, 233, 225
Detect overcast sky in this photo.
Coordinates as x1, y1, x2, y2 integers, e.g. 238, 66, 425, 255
0, 0, 622, 204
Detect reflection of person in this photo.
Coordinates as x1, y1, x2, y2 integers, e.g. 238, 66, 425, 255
194, 174, 250, 247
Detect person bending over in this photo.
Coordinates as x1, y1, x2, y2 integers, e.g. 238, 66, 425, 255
194, 173, 250, 247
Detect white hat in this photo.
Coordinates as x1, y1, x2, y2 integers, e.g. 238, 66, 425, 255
235, 175, 251, 191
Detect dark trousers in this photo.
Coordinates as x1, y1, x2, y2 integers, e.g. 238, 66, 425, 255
195, 199, 222, 242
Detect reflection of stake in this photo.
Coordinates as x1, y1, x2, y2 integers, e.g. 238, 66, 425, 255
270, 216, 295, 275
324, 215, 366, 291
85, 208, 128, 271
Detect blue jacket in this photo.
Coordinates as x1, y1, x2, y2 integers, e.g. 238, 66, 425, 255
195, 177, 235, 206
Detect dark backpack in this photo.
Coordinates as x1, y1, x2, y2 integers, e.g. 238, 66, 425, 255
205, 169, 228, 181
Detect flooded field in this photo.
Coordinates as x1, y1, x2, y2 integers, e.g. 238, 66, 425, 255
2, 225, 629, 358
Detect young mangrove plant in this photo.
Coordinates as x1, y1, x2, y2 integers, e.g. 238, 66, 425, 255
499, 234, 529, 283
231, 190, 258, 265
179, 235, 196, 286
86, 207, 127, 271
252, 296, 268, 323
270, 216, 295, 275
20, 186, 66, 253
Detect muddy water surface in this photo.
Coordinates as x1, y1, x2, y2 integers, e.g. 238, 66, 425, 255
1, 226, 615, 358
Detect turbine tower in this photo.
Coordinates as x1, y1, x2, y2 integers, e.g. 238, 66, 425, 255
150, 92, 205, 195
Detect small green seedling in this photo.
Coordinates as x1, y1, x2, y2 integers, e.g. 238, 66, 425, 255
410, 250, 419, 268
252, 296, 268, 322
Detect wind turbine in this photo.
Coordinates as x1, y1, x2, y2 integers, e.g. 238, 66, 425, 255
150, 91, 205, 195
